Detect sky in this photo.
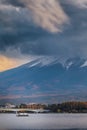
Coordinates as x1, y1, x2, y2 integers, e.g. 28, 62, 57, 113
0, 0, 87, 71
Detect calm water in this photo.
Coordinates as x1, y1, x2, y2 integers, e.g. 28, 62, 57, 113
0, 114, 87, 130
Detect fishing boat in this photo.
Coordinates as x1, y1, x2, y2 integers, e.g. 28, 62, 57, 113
16, 110, 29, 117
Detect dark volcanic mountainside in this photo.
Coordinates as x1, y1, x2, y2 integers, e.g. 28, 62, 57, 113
0, 57, 87, 103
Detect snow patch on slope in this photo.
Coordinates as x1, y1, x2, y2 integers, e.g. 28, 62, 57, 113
80, 61, 87, 68
26, 56, 59, 68
25, 56, 87, 69
66, 61, 73, 70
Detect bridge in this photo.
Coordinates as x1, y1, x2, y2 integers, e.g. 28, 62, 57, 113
0, 108, 50, 113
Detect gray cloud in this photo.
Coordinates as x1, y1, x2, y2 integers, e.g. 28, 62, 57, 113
22, 0, 69, 33
1, 0, 69, 33
0, 0, 87, 63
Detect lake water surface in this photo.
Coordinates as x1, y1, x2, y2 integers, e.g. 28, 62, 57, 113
0, 114, 87, 130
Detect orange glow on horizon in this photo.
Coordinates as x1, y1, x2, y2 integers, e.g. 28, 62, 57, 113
0, 55, 28, 72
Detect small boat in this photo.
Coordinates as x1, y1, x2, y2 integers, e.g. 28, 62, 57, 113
16, 111, 29, 117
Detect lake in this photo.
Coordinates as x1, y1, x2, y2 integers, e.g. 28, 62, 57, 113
0, 114, 87, 130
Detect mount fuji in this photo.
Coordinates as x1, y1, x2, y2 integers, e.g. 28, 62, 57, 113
0, 57, 87, 104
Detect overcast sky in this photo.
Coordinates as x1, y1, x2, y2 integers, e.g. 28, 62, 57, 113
0, 0, 87, 71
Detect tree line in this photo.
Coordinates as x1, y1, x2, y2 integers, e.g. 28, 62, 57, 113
46, 101, 87, 113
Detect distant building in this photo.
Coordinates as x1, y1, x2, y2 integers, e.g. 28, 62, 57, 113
26, 103, 46, 109
5, 103, 16, 108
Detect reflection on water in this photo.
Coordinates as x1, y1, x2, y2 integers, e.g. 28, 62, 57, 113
1, 114, 87, 130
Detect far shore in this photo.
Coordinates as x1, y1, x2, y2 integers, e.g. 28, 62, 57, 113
1, 101, 87, 113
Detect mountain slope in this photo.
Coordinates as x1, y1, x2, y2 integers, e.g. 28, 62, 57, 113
0, 57, 87, 104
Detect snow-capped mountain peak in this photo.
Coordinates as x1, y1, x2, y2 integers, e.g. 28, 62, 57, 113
64, 57, 86, 69
26, 56, 59, 68
24, 56, 87, 70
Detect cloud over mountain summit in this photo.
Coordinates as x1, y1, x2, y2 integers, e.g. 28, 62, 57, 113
0, 0, 87, 70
